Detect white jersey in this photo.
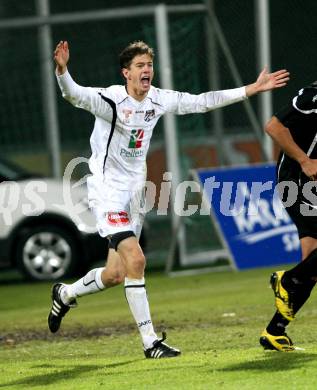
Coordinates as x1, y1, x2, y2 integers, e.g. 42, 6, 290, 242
56, 71, 247, 191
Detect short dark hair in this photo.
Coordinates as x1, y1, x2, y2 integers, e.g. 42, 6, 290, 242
119, 41, 154, 69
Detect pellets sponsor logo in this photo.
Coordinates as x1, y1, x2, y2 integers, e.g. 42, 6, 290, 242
120, 148, 145, 158
128, 129, 144, 148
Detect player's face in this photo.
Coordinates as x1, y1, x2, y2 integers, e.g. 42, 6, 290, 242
123, 54, 154, 100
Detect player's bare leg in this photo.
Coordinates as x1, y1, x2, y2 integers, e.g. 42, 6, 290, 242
117, 236, 180, 358
48, 247, 126, 333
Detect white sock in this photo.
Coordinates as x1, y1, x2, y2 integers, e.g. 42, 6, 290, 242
124, 277, 158, 349
60, 267, 105, 304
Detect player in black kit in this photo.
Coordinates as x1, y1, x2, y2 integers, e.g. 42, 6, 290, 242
260, 81, 317, 351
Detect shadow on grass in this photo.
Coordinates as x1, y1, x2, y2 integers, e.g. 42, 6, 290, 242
218, 352, 317, 372
0, 360, 136, 388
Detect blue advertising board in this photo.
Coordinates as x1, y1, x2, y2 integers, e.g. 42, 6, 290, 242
195, 163, 301, 270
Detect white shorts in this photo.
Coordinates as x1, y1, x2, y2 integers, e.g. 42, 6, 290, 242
87, 175, 146, 239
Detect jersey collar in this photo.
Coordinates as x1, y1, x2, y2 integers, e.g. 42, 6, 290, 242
122, 85, 156, 104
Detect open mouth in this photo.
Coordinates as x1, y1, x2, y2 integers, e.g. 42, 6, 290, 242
141, 76, 150, 87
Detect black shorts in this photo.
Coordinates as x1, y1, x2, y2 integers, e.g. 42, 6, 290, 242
280, 179, 317, 240
285, 202, 317, 239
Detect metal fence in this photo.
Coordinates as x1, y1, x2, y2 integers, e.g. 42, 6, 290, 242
1, 0, 317, 266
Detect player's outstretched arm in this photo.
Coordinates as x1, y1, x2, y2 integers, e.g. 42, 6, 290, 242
245, 67, 290, 97
54, 40, 111, 119
54, 41, 69, 75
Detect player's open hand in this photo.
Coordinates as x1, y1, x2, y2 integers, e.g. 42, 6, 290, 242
54, 41, 69, 74
255, 67, 290, 92
246, 67, 290, 97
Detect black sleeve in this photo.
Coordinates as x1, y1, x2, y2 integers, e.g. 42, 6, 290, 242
274, 103, 295, 125
293, 87, 317, 113
274, 86, 317, 127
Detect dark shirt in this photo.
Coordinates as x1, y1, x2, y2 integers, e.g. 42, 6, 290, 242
275, 83, 317, 183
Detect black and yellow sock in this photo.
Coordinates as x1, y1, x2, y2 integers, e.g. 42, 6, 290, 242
267, 279, 316, 335
283, 249, 317, 288
267, 311, 289, 336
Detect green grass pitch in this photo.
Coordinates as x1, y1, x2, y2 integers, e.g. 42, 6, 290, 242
1, 267, 317, 389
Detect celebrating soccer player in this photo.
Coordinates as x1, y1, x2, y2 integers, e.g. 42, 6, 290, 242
48, 40, 289, 358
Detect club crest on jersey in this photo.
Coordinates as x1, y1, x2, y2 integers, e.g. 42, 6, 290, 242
107, 211, 130, 226
122, 109, 132, 123
144, 109, 155, 122
128, 129, 144, 148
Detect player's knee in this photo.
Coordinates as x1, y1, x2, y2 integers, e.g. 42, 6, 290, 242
130, 251, 146, 272
111, 230, 146, 272
101, 268, 125, 287
107, 273, 125, 287
112, 268, 126, 285
122, 243, 146, 273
